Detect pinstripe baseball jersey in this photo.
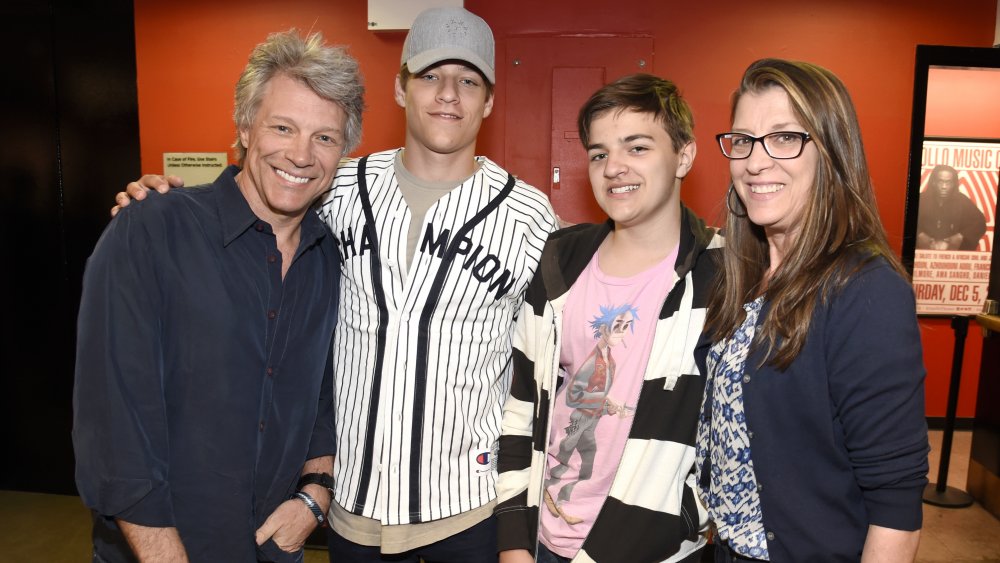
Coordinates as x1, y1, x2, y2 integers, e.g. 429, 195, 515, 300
316, 149, 558, 525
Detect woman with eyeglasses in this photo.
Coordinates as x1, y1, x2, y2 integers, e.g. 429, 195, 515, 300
695, 59, 929, 562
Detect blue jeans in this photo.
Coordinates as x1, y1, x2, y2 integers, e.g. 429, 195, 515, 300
537, 542, 705, 563
326, 515, 498, 563
536, 542, 572, 563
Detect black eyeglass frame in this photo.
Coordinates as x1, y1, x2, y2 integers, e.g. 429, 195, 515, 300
715, 131, 813, 160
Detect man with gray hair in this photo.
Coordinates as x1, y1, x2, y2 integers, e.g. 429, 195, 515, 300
74, 29, 363, 562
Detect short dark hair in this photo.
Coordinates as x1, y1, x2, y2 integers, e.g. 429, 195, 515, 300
577, 74, 694, 151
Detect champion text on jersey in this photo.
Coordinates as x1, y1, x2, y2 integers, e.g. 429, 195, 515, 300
420, 223, 516, 300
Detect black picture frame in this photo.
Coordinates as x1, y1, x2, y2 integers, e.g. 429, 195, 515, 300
901, 45, 1000, 317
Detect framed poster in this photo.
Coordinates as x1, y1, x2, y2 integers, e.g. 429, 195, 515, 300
901, 45, 1000, 317
910, 139, 997, 315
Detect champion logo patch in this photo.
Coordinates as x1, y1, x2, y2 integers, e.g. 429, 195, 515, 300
471, 446, 497, 474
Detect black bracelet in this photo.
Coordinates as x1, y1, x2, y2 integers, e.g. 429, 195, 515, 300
297, 472, 335, 494
294, 491, 326, 526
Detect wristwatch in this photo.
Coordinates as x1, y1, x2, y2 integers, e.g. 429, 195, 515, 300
297, 472, 335, 498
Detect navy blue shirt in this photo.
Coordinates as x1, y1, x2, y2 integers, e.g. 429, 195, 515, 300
73, 166, 339, 562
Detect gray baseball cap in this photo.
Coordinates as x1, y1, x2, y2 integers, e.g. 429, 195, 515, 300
401, 7, 495, 84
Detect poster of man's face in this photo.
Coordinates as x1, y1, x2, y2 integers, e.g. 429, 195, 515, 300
911, 140, 997, 315
931, 167, 958, 198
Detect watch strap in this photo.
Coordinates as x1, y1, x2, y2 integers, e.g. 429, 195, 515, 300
297, 472, 335, 493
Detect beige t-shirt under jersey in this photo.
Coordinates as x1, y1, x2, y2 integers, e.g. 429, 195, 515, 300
394, 151, 480, 268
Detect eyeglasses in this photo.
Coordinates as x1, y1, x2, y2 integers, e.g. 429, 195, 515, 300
716, 131, 813, 160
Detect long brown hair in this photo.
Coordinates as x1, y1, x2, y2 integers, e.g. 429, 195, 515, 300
705, 58, 906, 370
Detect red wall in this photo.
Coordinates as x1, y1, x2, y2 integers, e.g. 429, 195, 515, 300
926, 68, 1000, 138
133, 0, 998, 417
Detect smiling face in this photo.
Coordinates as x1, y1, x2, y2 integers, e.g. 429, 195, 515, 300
730, 86, 819, 247
237, 73, 347, 228
586, 109, 694, 231
395, 62, 494, 162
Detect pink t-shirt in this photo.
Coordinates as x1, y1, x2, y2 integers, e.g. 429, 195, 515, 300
540, 244, 679, 557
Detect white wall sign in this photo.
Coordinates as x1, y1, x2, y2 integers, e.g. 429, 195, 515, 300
163, 152, 228, 186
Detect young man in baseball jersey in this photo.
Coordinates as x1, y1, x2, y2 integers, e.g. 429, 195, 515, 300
317, 7, 556, 562
495, 74, 721, 563
113, 8, 557, 562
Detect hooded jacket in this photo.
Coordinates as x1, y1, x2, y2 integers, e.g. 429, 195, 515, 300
496, 206, 723, 562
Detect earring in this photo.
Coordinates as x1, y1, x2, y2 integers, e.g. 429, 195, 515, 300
726, 184, 748, 218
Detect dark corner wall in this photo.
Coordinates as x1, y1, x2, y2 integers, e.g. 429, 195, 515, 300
1, 0, 140, 494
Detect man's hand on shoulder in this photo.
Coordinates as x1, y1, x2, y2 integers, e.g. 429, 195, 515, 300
111, 174, 184, 217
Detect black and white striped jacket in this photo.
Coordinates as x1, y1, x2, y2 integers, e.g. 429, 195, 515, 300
496, 207, 722, 562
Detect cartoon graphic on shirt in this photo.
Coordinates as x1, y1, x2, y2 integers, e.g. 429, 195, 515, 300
545, 303, 638, 525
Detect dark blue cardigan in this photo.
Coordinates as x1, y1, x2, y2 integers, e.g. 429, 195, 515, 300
698, 258, 929, 562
